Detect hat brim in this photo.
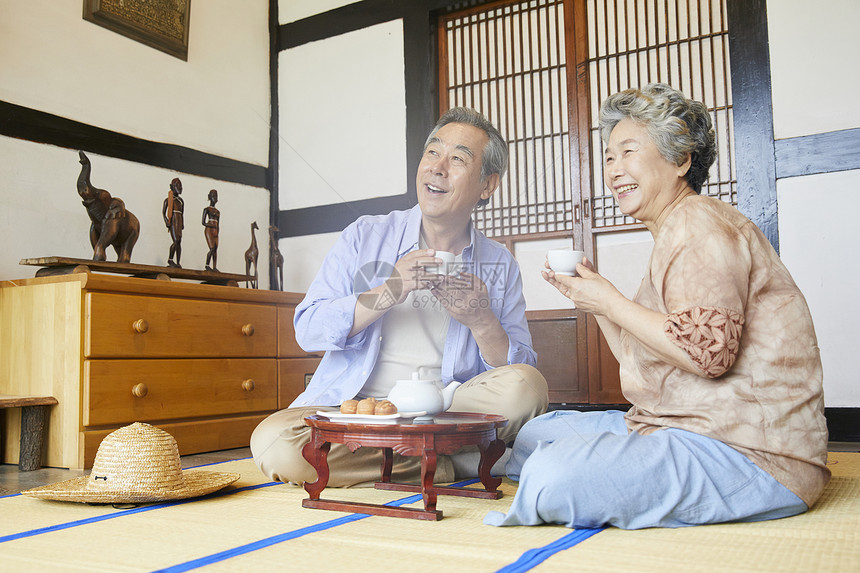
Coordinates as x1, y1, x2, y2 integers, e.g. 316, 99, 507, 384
21, 469, 240, 504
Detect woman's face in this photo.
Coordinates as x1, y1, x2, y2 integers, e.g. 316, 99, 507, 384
602, 117, 691, 231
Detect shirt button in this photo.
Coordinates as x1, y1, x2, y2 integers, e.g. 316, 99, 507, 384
362, 371, 367, 376
378, 336, 383, 341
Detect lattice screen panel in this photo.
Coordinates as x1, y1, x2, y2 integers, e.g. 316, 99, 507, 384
441, 0, 573, 239
588, 0, 736, 229
441, 0, 735, 237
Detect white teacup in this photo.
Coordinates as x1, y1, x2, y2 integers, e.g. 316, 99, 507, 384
547, 249, 585, 276
426, 251, 458, 275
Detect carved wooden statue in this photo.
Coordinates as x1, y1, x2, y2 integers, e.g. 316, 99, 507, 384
162, 178, 185, 267
269, 225, 284, 291
202, 189, 220, 271
244, 221, 259, 289
77, 151, 141, 263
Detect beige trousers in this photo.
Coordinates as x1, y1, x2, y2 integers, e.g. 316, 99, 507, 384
250, 363, 548, 487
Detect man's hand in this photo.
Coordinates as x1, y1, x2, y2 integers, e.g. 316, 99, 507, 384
350, 249, 446, 337
387, 249, 446, 306
430, 272, 492, 327
431, 272, 509, 367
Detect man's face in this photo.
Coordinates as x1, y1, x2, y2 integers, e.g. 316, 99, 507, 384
416, 122, 499, 226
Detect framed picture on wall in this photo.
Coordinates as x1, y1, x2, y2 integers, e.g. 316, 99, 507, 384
83, 0, 191, 61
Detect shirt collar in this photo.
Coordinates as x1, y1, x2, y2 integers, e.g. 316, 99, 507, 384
402, 204, 479, 263
399, 204, 423, 258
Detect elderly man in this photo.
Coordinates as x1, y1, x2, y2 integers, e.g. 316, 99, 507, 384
251, 108, 548, 487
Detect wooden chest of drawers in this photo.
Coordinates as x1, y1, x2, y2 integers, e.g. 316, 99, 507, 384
0, 273, 321, 469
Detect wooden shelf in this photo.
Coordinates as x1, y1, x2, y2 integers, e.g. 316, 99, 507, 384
20, 256, 253, 286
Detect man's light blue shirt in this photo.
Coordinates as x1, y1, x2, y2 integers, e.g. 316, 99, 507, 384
291, 204, 535, 407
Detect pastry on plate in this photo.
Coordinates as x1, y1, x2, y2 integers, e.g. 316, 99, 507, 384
340, 399, 358, 414
374, 400, 398, 415
356, 397, 378, 415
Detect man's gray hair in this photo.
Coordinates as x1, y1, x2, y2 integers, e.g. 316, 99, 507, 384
425, 107, 508, 207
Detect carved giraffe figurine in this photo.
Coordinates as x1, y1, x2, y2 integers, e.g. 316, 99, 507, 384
269, 225, 284, 291
244, 221, 259, 289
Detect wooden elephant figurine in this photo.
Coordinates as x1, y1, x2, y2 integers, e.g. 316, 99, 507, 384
77, 151, 140, 263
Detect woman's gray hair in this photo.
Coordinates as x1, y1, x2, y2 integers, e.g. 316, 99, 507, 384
425, 107, 508, 207
599, 83, 716, 193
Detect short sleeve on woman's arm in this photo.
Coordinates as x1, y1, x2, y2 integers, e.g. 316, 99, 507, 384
664, 306, 744, 378
651, 198, 752, 378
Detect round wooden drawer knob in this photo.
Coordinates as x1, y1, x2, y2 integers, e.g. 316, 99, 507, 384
133, 319, 149, 333
242, 379, 255, 392
242, 324, 255, 336
132, 383, 148, 398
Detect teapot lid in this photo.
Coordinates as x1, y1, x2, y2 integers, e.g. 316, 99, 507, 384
396, 371, 435, 384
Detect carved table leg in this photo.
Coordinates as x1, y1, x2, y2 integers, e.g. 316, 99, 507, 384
477, 438, 505, 493
420, 435, 438, 513
301, 432, 331, 500
380, 447, 393, 483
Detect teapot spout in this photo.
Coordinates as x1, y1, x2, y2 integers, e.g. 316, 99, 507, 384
441, 380, 462, 411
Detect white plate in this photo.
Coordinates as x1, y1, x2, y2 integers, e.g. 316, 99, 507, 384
316, 411, 427, 424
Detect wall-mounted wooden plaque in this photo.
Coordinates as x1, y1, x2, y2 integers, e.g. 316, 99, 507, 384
83, 0, 191, 61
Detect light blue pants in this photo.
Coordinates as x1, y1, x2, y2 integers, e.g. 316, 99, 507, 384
484, 410, 806, 529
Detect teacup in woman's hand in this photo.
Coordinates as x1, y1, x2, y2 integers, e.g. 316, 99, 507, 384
547, 249, 585, 276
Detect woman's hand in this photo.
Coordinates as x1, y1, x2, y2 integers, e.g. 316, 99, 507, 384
543, 257, 697, 372
542, 257, 624, 316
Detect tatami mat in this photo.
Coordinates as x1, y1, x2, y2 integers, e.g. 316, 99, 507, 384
1, 453, 857, 572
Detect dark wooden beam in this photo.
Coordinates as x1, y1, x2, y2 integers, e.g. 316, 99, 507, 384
278, 195, 416, 237
775, 128, 860, 179
268, 0, 280, 288
278, 0, 458, 50
727, 0, 779, 252
279, 0, 403, 50
0, 100, 267, 188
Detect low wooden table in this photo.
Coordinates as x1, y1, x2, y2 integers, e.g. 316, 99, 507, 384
301, 412, 508, 521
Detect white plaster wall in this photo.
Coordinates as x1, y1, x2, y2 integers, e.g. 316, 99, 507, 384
275, 9, 409, 294
279, 232, 341, 294
278, 19, 407, 210
0, 1, 270, 285
768, 0, 859, 407
279, 0, 362, 24
767, 0, 860, 139
514, 238, 576, 311
778, 171, 860, 407
595, 230, 653, 300
0, 136, 270, 285
0, 0, 270, 166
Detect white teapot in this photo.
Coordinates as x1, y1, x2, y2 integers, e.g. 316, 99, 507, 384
387, 372, 462, 421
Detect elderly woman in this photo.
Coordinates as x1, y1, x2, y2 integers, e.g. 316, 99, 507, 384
485, 83, 830, 530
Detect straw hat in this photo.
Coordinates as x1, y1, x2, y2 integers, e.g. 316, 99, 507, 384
23, 422, 240, 504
